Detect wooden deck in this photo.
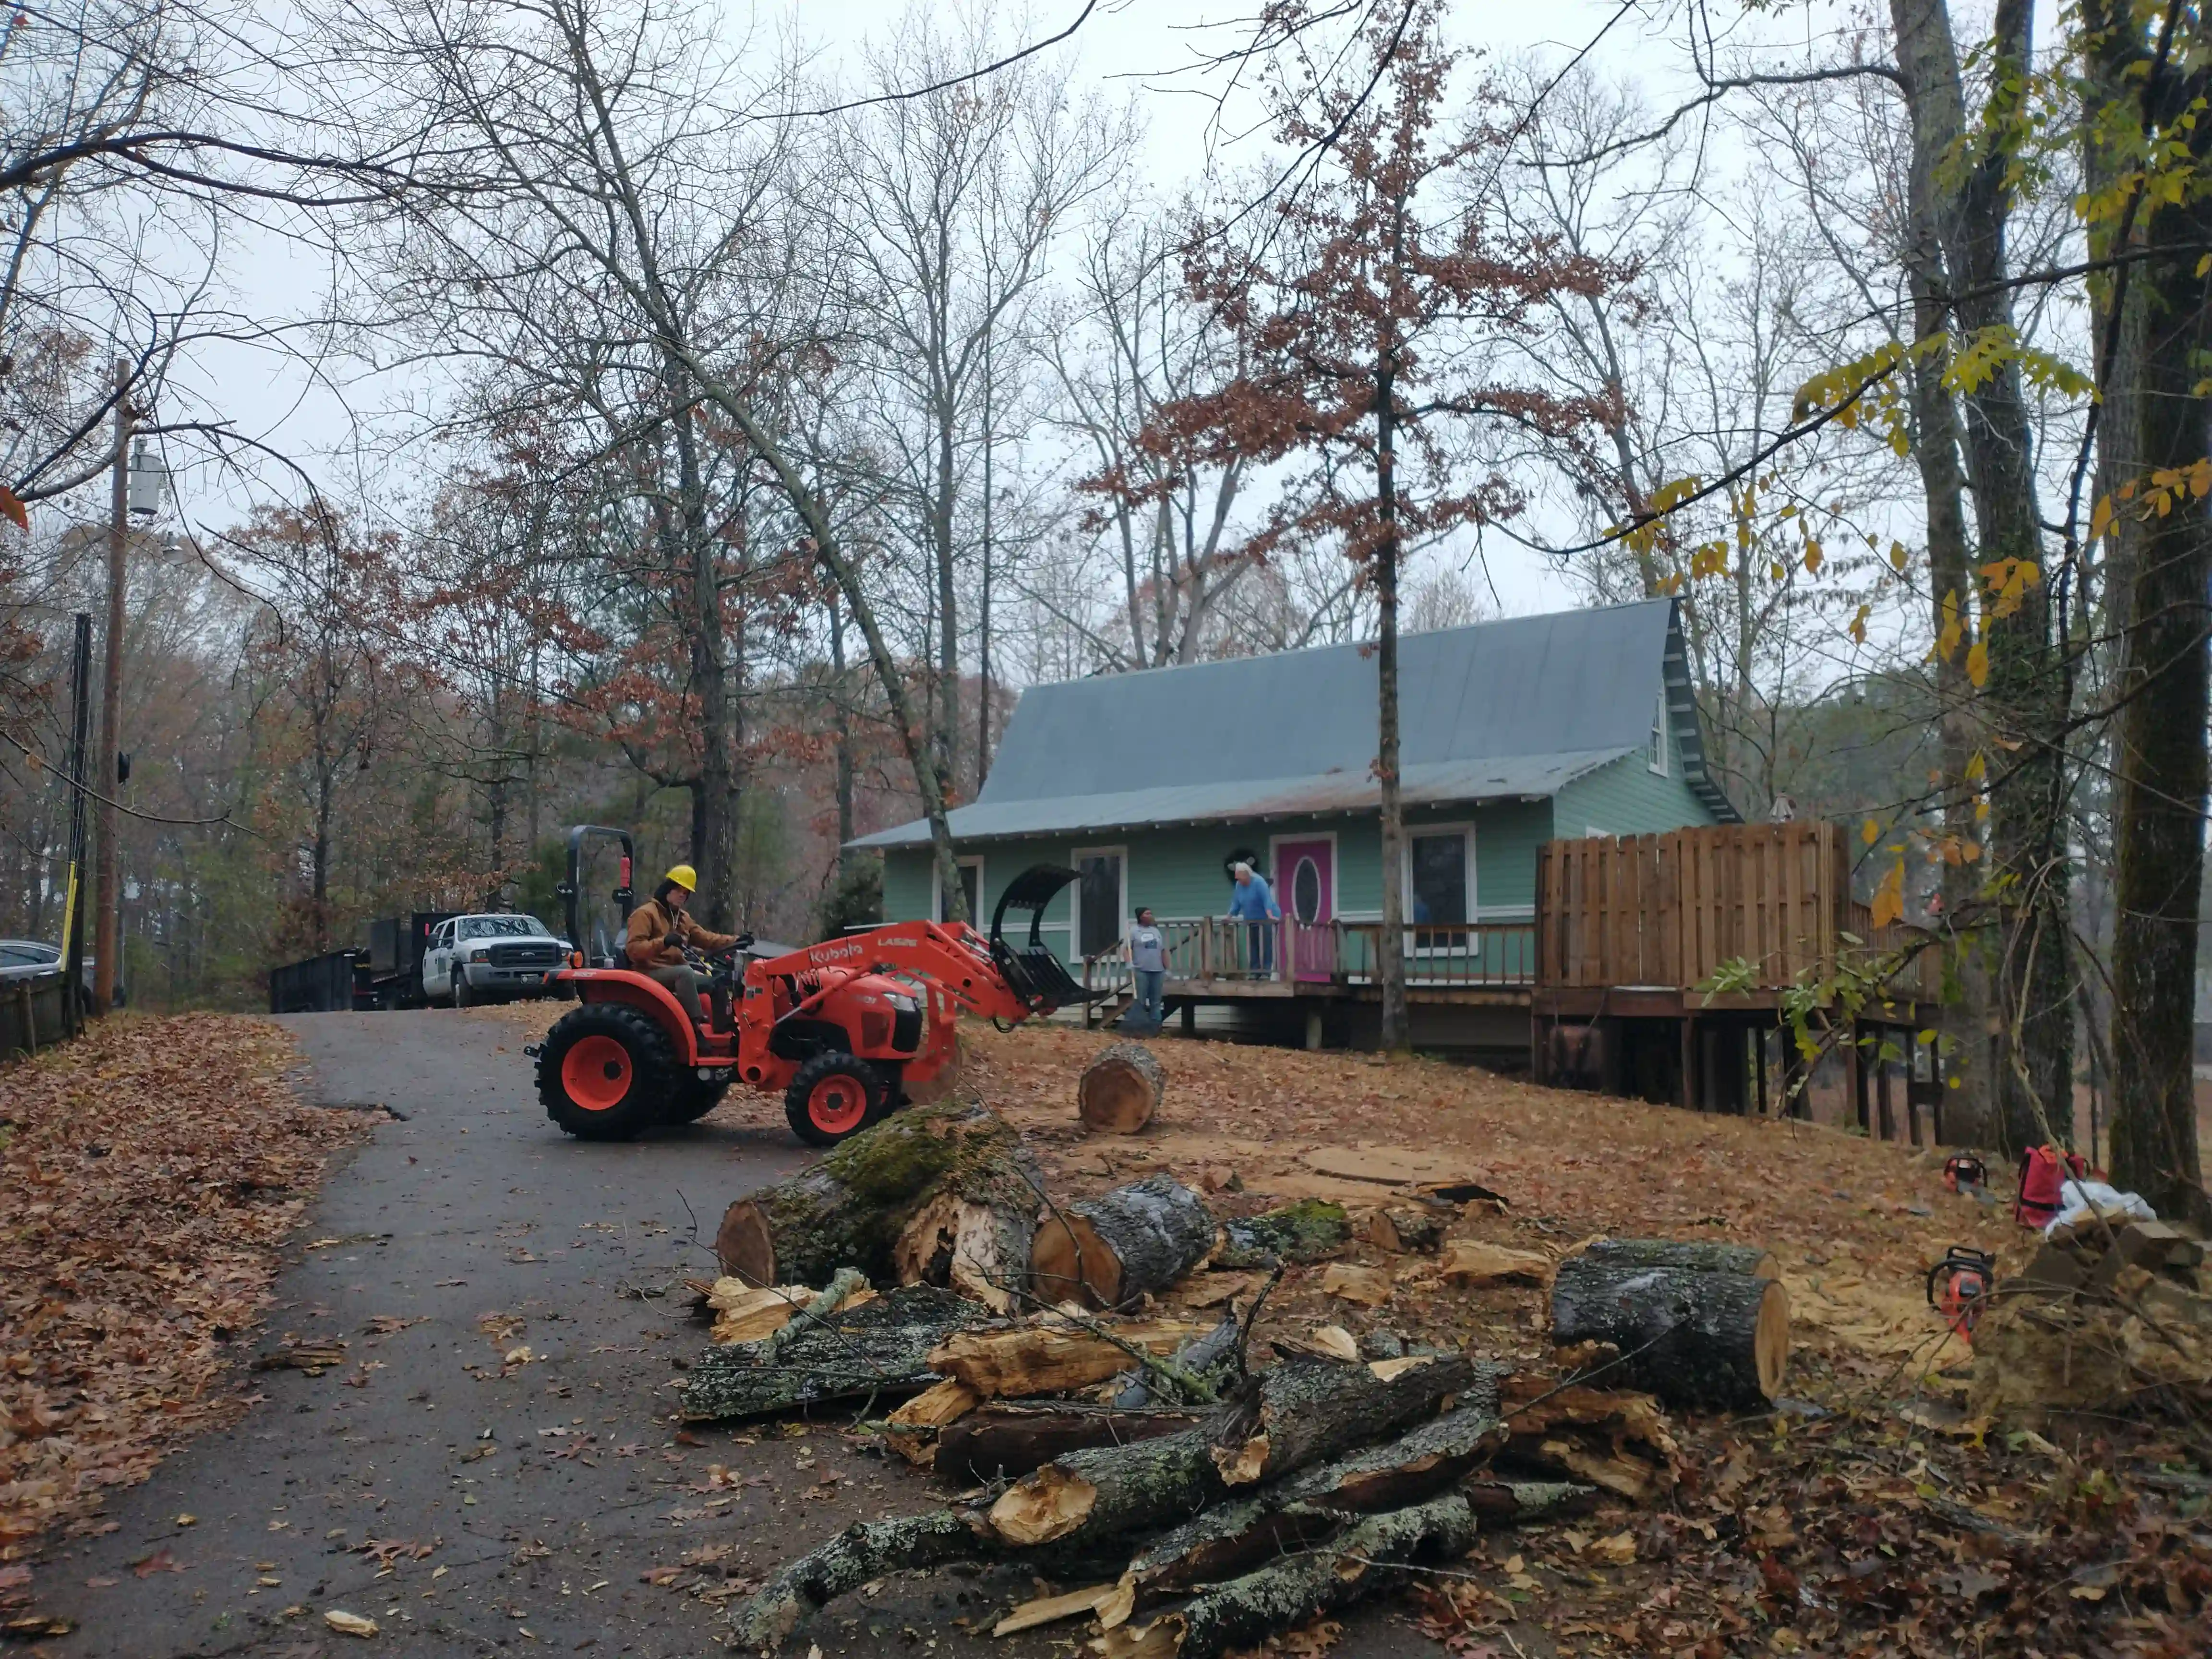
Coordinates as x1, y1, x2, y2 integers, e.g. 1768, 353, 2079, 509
1076, 823, 1947, 1142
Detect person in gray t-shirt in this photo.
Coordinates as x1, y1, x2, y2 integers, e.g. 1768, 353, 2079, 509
1126, 906, 1167, 1026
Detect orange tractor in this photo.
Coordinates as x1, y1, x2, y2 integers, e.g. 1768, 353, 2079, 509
531, 827, 1088, 1145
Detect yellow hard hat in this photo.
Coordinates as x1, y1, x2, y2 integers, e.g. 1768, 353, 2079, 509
664, 864, 697, 892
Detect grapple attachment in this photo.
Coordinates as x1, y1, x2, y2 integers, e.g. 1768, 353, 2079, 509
988, 864, 1108, 1011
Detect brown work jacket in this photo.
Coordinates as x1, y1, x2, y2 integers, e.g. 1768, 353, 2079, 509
624, 897, 737, 969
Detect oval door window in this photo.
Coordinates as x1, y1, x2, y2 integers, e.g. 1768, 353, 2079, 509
1291, 856, 1322, 923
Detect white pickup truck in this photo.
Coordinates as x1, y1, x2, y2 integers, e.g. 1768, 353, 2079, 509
421, 914, 572, 1007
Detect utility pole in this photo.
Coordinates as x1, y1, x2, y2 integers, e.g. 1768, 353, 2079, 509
61, 613, 92, 1034
976, 325, 994, 792
91, 360, 130, 1016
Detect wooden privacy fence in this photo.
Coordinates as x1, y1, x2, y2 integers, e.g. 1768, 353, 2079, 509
1539, 822, 1853, 991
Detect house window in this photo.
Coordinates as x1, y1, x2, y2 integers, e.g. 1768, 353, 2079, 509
935, 856, 983, 925
1649, 691, 1670, 776
1072, 847, 1127, 961
1404, 825, 1473, 952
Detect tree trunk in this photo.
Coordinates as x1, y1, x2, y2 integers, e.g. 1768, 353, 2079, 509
926, 1317, 1214, 1398
1891, 0, 2071, 1155
936, 1404, 1202, 1486
1576, 1238, 1779, 1280
713, 1102, 1041, 1298
1207, 1353, 1485, 1488
1373, 350, 1409, 1051
1031, 1176, 1217, 1309
2087, 3, 2212, 1226
1124, 1493, 1484, 1659
1078, 1041, 1166, 1133
1549, 1260, 1788, 1410
680, 1284, 991, 1421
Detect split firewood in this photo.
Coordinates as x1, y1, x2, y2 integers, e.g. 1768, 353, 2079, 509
706, 1279, 876, 1345
714, 1102, 1041, 1310
936, 1404, 1203, 1486
926, 1316, 1214, 1398
1032, 1177, 1217, 1310
1100, 1492, 1483, 1659
1497, 1380, 1681, 1501
994, 1582, 1128, 1637
681, 1285, 991, 1421
1575, 1236, 1781, 1281
1319, 1263, 1392, 1306
1550, 1258, 1788, 1410
1207, 1353, 1489, 1488
1214, 1200, 1350, 1267
881, 1379, 981, 1467
1438, 1240, 1552, 1287
1079, 1042, 1166, 1134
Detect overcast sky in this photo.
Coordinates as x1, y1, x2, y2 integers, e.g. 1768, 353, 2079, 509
164, 0, 1718, 623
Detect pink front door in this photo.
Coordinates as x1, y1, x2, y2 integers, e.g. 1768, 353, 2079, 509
1274, 838, 1335, 982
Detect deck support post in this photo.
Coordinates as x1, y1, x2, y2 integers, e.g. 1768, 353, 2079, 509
1180, 1000, 1196, 1037
1848, 1022, 1868, 1135
1679, 1015, 1698, 1112
1876, 1032, 1896, 1143
1303, 1004, 1323, 1052
1755, 1025, 1770, 1117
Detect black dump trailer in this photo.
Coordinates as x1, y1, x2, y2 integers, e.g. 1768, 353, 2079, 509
269, 949, 367, 1013
363, 910, 457, 1009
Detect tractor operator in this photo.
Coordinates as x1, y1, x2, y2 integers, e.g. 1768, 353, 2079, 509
625, 864, 738, 1024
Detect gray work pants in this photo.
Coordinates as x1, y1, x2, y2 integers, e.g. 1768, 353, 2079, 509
649, 963, 706, 1022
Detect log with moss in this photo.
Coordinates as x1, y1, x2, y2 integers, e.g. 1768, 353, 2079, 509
1110, 1492, 1483, 1659
936, 1403, 1205, 1485
1576, 1237, 1780, 1281
1213, 1200, 1350, 1268
1550, 1259, 1788, 1410
714, 1101, 1041, 1310
1032, 1176, 1218, 1309
681, 1285, 991, 1421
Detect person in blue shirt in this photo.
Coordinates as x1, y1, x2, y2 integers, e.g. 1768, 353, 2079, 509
1126, 907, 1167, 1027
1227, 861, 1280, 975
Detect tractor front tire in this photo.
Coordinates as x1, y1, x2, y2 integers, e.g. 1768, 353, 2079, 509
784, 1052, 884, 1148
539, 1004, 677, 1142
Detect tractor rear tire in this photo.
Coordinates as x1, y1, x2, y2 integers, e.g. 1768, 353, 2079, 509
664, 1074, 730, 1126
539, 1004, 677, 1141
783, 1052, 884, 1148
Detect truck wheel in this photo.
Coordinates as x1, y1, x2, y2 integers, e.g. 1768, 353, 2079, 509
453, 969, 473, 1009
539, 1004, 676, 1141
783, 1053, 883, 1147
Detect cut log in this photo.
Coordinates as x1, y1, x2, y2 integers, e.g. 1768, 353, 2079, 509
713, 1101, 1041, 1293
936, 1404, 1203, 1486
681, 1285, 990, 1421
1214, 1200, 1349, 1268
706, 1279, 877, 1345
1208, 1353, 1488, 1487
1106, 1493, 1483, 1659
988, 1423, 1223, 1547
728, 1508, 996, 1648
1439, 1240, 1551, 1287
1032, 1177, 1218, 1310
892, 1192, 1034, 1314
1549, 1260, 1788, 1410
1080, 1042, 1166, 1134
880, 1378, 981, 1467
926, 1317, 1214, 1398
1577, 1236, 1780, 1282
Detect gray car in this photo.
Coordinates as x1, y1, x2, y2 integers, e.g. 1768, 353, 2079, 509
0, 938, 124, 1008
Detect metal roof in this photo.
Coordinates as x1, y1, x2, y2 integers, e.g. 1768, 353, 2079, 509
850, 599, 1739, 849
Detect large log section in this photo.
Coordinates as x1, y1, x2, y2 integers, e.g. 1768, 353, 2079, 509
1032, 1176, 1217, 1309
1550, 1258, 1788, 1410
1079, 1042, 1166, 1133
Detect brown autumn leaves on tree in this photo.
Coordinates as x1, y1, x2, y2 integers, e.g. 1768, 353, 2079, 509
1120, 0, 1627, 1049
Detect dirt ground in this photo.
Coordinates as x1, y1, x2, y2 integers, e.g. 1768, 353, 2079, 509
9, 1001, 2208, 1655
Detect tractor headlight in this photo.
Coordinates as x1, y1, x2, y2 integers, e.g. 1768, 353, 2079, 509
885, 992, 919, 1012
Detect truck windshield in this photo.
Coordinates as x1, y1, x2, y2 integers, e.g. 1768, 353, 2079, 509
457, 916, 551, 940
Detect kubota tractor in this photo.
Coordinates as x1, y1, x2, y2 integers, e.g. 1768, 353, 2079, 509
530, 826, 1092, 1145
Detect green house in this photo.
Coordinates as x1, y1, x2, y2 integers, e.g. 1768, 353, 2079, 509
850, 599, 1736, 1048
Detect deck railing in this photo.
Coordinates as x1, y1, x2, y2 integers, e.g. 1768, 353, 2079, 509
1079, 915, 1540, 1003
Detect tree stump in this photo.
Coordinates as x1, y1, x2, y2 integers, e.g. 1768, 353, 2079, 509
1078, 1041, 1166, 1134
714, 1102, 1041, 1309
1031, 1176, 1217, 1309
1549, 1260, 1789, 1410
1577, 1236, 1781, 1282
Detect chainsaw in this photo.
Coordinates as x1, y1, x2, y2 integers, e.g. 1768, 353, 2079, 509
1942, 1153, 1987, 1194
1925, 1245, 1996, 1342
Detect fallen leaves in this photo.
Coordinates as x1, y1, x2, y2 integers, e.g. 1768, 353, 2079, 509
324, 1607, 379, 1636
0, 1016, 363, 1557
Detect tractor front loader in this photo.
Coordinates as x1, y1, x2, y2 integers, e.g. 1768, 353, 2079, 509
529, 826, 1096, 1145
